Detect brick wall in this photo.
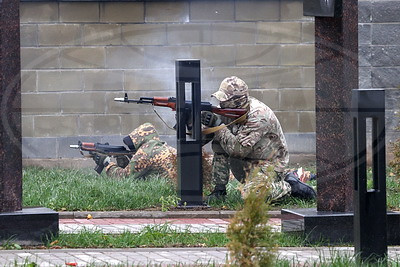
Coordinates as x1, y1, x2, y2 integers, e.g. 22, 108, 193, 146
20, 0, 316, 161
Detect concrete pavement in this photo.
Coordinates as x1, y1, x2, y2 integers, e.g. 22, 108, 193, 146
0, 211, 398, 266
59, 217, 282, 234
2, 247, 400, 266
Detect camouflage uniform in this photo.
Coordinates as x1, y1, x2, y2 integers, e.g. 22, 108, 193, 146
209, 76, 292, 201
105, 123, 178, 184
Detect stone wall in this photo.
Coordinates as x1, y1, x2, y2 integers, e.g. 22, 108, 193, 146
19, 0, 399, 163
359, 0, 400, 147
20, 0, 316, 162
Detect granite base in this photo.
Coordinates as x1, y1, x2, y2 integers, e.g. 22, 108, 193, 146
0, 207, 59, 245
281, 208, 400, 245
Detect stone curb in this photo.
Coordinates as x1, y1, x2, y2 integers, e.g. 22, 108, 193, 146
58, 210, 282, 219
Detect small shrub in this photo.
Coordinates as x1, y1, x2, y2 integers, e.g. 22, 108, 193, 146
226, 167, 277, 267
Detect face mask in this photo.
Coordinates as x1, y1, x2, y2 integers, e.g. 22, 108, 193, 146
210, 97, 220, 107
220, 95, 248, 108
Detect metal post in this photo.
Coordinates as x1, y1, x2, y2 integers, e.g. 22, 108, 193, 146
352, 89, 387, 262
175, 60, 203, 206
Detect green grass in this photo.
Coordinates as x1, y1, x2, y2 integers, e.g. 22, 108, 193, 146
387, 170, 400, 211
0, 228, 308, 250
0, 228, 336, 250
46, 225, 229, 249
271, 194, 316, 210
42, 232, 310, 250
42, 229, 338, 250
22, 167, 248, 211
23, 166, 400, 211
204, 179, 244, 210
23, 167, 176, 211
22, 167, 315, 211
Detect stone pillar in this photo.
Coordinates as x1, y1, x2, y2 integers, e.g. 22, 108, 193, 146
0, 0, 22, 212
315, 0, 358, 212
282, 0, 400, 245
0, 1, 58, 245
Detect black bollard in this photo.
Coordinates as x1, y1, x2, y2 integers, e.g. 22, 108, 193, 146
352, 89, 387, 262
175, 60, 204, 206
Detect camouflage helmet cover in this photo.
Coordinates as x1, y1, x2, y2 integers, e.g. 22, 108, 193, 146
211, 76, 249, 102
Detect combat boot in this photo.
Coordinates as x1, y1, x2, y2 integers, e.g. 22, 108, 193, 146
285, 173, 316, 200
206, 185, 227, 202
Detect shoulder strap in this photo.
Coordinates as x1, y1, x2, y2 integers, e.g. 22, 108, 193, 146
201, 111, 248, 135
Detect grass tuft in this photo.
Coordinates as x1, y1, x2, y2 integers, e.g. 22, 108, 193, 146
46, 226, 229, 249
23, 167, 175, 211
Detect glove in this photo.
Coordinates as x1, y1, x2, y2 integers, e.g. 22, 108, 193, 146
94, 154, 111, 168
201, 111, 222, 127
116, 155, 130, 168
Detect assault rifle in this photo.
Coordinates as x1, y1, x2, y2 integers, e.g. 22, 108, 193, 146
70, 141, 135, 174
114, 93, 247, 119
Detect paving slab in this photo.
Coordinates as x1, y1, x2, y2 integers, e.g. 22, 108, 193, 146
2, 247, 400, 266
2, 212, 398, 266
59, 218, 282, 234
58, 210, 282, 219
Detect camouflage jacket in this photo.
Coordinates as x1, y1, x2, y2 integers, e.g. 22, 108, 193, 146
213, 96, 289, 172
105, 123, 177, 183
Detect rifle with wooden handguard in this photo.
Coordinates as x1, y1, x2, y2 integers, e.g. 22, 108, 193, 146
114, 93, 247, 119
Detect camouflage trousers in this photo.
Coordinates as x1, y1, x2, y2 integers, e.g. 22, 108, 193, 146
212, 152, 292, 201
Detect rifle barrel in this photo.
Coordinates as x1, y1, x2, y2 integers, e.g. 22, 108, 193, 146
114, 97, 154, 104
70, 145, 80, 149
